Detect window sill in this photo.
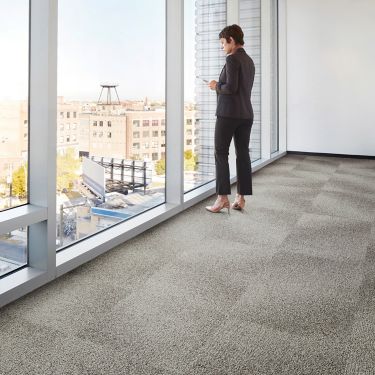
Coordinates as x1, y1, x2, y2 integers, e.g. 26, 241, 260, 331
56, 202, 182, 277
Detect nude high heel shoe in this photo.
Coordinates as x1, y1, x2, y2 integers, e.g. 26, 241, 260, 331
205, 199, 230, 214
231, 195, 245, 211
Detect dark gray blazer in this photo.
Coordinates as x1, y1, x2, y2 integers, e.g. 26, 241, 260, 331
216, 48, 255, 120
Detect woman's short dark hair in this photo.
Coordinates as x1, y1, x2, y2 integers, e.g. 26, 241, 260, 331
219, 24, 244, 45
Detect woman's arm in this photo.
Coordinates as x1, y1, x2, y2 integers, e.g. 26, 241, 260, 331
216, 55, 240, 95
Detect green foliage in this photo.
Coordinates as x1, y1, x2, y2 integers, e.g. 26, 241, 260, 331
57, 148, 80, 192
155, 158, 165, 175
12, 165, 27, 198
184, 150, 193, 159
184, 150, 197, 171
154, 151, 198, 176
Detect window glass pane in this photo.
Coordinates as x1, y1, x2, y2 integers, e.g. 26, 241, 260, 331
184, 0, 226, 192
57, 0, 165, 249
0, 1, 29, 212
240, 0, 261, 161
0, 227, 28, 277
271, 0, 279, 153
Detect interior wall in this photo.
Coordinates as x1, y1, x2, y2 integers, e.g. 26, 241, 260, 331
286, 0, 375, 156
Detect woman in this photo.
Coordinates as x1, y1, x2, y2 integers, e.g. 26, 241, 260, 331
206, 24, 255, 213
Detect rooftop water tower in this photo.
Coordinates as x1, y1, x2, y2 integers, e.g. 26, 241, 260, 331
97, 83, 121, 106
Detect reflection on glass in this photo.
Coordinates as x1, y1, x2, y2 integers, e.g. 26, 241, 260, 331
240, 0, 261, 161
57, 0, 165, 249
184, 0, 227, 192
0, 227, 28, 277
0, 1, 29, 212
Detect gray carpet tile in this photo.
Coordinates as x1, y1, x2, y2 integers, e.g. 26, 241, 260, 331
253, 164, 329, 189
2, 232, 182, 335
291, 167, 337, 182
190, 321, 348, 375
344, 313, 375, 375
251, 184, 320, 213
1, 154, 375, 375
257, 162, 297, 173
357, 243, 375, 306
278, 213, 371, 262
257, 157, 337, 182
200, 206, 299, 247
309, 190, 375, 222
293, 158, 340, 174
0, 317, 170, 375
336, 158, 375, 170
74, 240, 268, 373
322, 172, 375, 196
223, 252, 363, 337
253, 174, 327, 189
336, 166, 375, 179
274, 153, 307, 164
344, 244, 375, 375
3, 276, 125, 337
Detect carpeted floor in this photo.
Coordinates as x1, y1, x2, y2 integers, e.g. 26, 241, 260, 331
1, 154, 375, 375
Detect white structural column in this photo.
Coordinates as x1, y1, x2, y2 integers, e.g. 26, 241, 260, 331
0, 0, 57, 308
28, 0, 57, 278
227, 0, 239, 23
260, 0, 272, 160
166, 0, 184, 205
277, 0, 287, 152
227, 0, 239, 177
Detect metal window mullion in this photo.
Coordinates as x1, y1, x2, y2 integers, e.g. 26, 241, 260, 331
277, 0, 287, 152
261, 0, 272, 160
0, 205, 47, 234
28, 0, 57, 278
166, 0, 184, 205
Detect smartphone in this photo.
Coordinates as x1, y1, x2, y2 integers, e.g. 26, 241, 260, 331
196, 76, 209, 83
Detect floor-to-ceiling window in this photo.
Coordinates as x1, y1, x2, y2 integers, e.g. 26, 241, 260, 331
184, 0, 226, 193
57, 0, 166, 249
1, 0, 285, 307
240, 0, 261, 162
0, 0, 29, 277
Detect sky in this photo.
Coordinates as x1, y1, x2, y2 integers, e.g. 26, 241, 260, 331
0, 0, 196, 102
0, 0, 29, 101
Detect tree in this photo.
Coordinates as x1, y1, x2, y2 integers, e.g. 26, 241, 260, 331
57, 148, 81, 192
155, 158, 165, 175
184, 150, 197, 171
12, 165, 27, 198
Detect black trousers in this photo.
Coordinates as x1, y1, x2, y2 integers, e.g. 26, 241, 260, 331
214, 116, 253, 195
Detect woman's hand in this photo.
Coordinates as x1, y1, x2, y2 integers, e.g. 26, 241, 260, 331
209, 80, 217, 91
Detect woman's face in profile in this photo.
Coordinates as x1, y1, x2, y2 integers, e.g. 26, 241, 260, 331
220, 37, 235, 55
